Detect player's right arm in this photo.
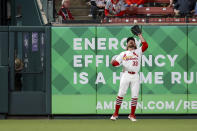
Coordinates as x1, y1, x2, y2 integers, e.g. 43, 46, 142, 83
111, 52, 124, 67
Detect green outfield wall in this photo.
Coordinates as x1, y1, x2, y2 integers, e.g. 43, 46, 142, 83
52, 26, 197, 114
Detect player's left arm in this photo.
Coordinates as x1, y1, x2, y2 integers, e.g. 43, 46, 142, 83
111, 52, 123, 67
138, 34, 148, 52
111, 59, 120, 66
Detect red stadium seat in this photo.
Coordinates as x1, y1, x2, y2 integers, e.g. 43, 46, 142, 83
148, 17, 186, 23
135, 7, 174, 15
188, 18, 197, 23
102, 17, 197, 24
149, 17, 166, 23
128, 18, 146, 23
147, 0, 170, 3
173, 18, 186, 23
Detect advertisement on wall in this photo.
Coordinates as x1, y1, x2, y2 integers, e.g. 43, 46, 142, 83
52, 26, 197, 114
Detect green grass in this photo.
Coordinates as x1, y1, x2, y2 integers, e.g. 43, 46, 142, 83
0, 119, 197, 131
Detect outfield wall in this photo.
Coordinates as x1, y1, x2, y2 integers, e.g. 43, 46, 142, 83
52, 25, 197, 114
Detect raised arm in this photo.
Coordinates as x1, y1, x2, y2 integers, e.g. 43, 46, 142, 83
138, 34, 148, 52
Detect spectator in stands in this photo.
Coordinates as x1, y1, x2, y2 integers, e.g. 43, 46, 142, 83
195, 1, 197, 15
174, 0, 196, 16
58, 0, 74, 21
124, 0, 146, 16
105, 0, 126, 17
88, 0, 106, 19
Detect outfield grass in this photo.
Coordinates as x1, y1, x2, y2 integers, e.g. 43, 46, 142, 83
0, 119, 197, 131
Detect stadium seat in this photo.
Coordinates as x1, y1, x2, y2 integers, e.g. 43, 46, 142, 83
149, 17, 166, 23
188, 18, 197, 23
149, 17, 186, 23
147, 0, 170, 3
129, 18, 146, 23
103, 17, 191, 24
135, 7, 174, 15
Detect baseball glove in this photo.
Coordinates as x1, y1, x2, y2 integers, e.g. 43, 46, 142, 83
131, 25, 141, 36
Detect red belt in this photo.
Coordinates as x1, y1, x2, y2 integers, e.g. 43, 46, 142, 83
128, 71, 136, 74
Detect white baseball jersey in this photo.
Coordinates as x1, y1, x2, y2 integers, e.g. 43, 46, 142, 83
113, 41, 148, 98
115, 47, 142, 72
105, 0, 126, 15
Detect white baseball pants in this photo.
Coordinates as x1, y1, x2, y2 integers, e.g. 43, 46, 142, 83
118, 72, 140, 98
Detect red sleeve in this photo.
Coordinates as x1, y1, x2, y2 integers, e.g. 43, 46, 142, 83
58, 9, 66, 20
115, 11, 126, 16
125, 0, 132, 5
142, 41, 148, 52
137, 0, 145, 5
105, 9, 109, 16
112, 60, 120, 66
68, 10, 74, 20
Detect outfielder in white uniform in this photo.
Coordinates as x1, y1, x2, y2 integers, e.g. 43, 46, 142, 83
110, 34, 148, 121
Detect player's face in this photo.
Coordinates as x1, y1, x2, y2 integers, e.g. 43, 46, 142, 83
127, 40, 136, 50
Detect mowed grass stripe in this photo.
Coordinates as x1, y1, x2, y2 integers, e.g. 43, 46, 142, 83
0, 119, 197, 131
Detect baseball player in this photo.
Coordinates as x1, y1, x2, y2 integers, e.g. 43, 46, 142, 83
110, 33, 148, 121
105, 0, 126, 16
